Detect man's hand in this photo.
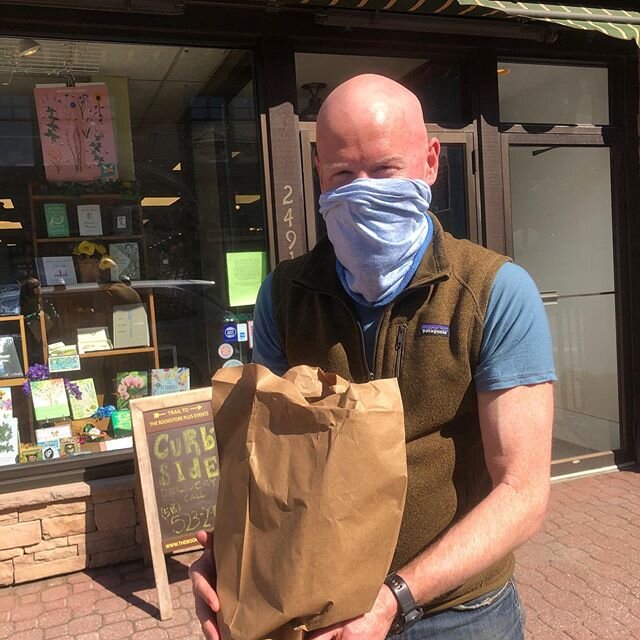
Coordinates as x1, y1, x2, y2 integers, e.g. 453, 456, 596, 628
189, 529, 220, 640
307, 584, 397, 640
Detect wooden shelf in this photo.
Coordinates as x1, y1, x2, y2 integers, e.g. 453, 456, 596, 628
0, 377, 27, 388
79, 346, 155, 359
36, 235, 143, 244
0, 315, 23, 323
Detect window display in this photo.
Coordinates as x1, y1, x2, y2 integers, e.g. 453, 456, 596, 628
0, 36, 267, 471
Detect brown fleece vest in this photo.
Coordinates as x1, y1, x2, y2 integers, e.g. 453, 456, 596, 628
271, 216, 513, 612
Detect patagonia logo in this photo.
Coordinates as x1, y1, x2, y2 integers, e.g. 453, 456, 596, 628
420, 323, 450, 337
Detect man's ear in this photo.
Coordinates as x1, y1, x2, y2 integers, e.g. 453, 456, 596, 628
425, 137, 440, 187
314, 153, 326, 192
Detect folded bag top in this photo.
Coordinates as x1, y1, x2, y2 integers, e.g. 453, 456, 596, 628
211, 364, 408, 640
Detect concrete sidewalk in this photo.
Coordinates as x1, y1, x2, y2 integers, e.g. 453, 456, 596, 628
0, 469, 639, 640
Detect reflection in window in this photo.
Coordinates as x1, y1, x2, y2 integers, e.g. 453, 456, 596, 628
498, 62, 609, 125
0, 37, 266, 469
295, 53, 467, 125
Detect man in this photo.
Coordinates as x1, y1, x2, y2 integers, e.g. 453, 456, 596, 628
190, 74, 555, 639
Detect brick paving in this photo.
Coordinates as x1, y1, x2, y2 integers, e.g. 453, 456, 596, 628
0, 468, 638, 640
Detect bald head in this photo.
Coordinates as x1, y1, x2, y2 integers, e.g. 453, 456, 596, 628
315, 74, 439, 192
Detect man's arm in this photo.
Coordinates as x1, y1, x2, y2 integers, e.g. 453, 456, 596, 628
310, 382, 553, 640
398, 382, 553, 603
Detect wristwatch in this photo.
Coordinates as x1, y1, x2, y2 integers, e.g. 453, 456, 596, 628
384, 573, 423, 635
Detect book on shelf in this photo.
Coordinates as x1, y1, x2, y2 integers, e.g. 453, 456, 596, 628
0, 387, 12, 417
111, 205, 133, 235
0, 417, 19, 466
77, 327, 113, 354
109, 242, 140, 281
41, 440, 61, 460
59, 437, 81, 456
44, 203, 70, 238
35, 423, 72, 443
36, 256, 78, 286
49, 354, 81, 373
30, 378, 71, 422
77, 204, 103, 236
68, 378, 99, 420
112, 303, 150, 349
111, 410, 132, 438
0, 336, 23, 378
19, 445, 43, 464
0, 284, 20, 316
151, 367, 190, 396
115, 371, 148, 410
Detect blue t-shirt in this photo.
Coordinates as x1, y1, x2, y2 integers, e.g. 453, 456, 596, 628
252, 262, 556, 392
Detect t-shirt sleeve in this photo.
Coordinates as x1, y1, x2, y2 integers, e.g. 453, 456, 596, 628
474, 262, 557, 392
251, 272, 290, 376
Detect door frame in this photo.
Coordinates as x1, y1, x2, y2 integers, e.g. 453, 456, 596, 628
500, 132, 634, 476
299, 122, 479, 248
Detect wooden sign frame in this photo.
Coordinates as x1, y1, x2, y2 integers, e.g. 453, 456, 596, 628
130, 387, 215, 621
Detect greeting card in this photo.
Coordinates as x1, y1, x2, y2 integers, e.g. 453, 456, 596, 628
35, 423, 72, 443
0, 337, 23, 378
0, 284, 20, 316
77, 204, 103, 236
112, 304, 149, 349
41, 440, 61, 460
36, 256, 78, 286
19, 445, 43, 464
68, 378, 99, 420
115, 371, 148, 410
111, 205, 133, 235
0, 387, 13, 417
44, 203, 69, 238
30, 378, 70, 421
109, 242, 140, 281
151, 367, 190, 396
0, 417, 19, 466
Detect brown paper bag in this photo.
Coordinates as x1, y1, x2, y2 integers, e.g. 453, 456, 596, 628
211, 364, 407, 640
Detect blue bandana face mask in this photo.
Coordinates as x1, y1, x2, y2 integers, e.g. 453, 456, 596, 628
318, 177, 433, 307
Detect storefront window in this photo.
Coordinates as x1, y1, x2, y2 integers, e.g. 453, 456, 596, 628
498, 62, 609, 125
0, 37, 267, 470
295, 53, 467, 125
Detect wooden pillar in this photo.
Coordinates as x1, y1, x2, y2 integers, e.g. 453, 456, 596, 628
474, 49, 507, 255
256, 37, 308, 265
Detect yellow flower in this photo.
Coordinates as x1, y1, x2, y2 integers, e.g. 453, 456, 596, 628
73, 240, 107, 257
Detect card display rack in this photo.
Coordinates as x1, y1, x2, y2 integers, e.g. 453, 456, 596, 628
28, 181, 148, 280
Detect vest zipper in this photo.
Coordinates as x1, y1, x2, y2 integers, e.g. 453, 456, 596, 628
394, 323, 408, 379
325, 292, 374, 381
358, 323, 375, 381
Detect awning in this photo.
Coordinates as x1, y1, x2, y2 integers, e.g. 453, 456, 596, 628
291, 1, 640, 45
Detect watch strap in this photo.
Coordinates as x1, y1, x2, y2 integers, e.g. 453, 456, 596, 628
384, 573, 423, 634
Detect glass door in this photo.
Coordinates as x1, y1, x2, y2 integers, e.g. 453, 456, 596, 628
504, 142, 622, 465
300, 123, 478, 248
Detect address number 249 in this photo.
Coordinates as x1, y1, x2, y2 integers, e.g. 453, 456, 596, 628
283, 184, 296, 259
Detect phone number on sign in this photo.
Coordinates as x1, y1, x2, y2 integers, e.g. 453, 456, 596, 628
160, 504, 216, 536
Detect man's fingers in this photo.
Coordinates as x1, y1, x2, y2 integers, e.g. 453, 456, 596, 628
191, 570, 220, 612
195, 590, 221, 640
307, 623, 343, 640
195, 529, 214, 549
188, 549, 219, 613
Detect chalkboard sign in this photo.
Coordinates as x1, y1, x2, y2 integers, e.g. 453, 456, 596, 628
131, 388, 217, 620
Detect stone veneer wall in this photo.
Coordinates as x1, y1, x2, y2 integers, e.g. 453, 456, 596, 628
0, 475, 144, 586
